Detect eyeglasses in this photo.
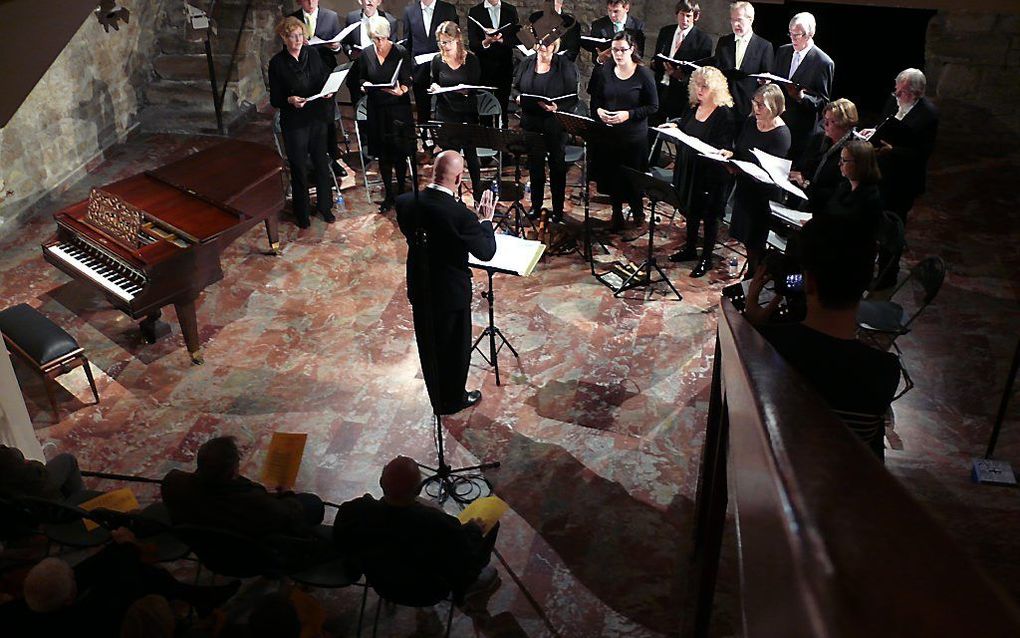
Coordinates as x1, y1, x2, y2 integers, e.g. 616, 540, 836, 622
838, 157, 855, 165
438, 39, 455, 46
892, 89, 914, 98
611, 46, 631, 53
788, 31, 807, 39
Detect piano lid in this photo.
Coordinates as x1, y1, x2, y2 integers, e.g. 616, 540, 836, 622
147, 140, 283, 210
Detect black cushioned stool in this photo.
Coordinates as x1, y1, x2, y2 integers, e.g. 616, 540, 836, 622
0, 304, 100, 418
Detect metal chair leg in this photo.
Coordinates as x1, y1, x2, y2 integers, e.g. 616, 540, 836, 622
356, 584, 368, 637
82, 358, 99, 404
444, 600, 454, 638
372, 592, 382, 638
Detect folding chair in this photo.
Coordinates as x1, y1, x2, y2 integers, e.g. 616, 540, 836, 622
354, 96, 384, 192
272, 111, 340, 205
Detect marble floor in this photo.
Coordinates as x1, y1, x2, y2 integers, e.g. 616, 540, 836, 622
1, 109, 1017, 637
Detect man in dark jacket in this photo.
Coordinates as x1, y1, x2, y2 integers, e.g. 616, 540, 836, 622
588, 0, 645, 65
772, 11, 833, 163
713, 1, 773, 118
468, 0, 520, 127
403, 0, 460, 128
396, 151, 497, 414
651, 1, 713, 120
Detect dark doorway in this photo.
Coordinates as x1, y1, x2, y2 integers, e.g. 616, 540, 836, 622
753, 2, 936, 123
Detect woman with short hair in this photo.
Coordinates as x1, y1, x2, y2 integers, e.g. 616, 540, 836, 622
724, 82, 790, 274
666, 66, 735, 277
357, 15, 413, 212
792, 97, 859, 208
429, 21, 484, 201
268, 16, 335, 228
818, 140, 883, 236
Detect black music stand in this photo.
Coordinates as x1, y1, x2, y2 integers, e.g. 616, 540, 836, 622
554, 111, 611, 275
391, 119, 500, 505
613, 168, 683, 301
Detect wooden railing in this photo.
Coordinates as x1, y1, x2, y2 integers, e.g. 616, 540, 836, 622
683, 301, 1020, 637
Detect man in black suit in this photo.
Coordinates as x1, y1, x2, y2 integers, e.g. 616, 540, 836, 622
342, 0, 399, 103
714, 1, 773, 119
528, 0, 582, 62
403, 0, 460, 128
468, 0, 519, 127
396, 151, 497, 414
290, 0, 347, 178
772, 11, 833, 162
651, 1, 712, 120
589, 0, 645, 66
872, 68, 939, 288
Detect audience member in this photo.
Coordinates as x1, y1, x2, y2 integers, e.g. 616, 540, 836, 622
333, 456, 500, 606
162, 436, 325, 538
0, 444, 85, 502
119, 594, 175, 638
743, 216, 900, 460
248, 593, 302, 638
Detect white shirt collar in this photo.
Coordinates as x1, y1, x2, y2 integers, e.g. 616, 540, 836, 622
486, 0, 501, 8
895, 99, 918, 121
302, 8, 318, 20
793, 42, 813, 58
427, 183, 455, 197
420, 1, 433, 11
735, 29, 752, 42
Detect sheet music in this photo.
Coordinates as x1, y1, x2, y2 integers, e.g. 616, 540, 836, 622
307, 68, 349, 101
750, 71, 795, 85
581, 35, 610, 44
730, 159, 773, 184
469, 233, 546, 276
363, 58, 402, 89
655, 53, 701, 70
653, 126, 726, 158
414, 51, 440, 66
468, 15, 513, 35
519, 92, 577, 104
769, 201, 812, 227
751, 148, 808, 200
428, 83, 497, 94
308, 21, 360, 45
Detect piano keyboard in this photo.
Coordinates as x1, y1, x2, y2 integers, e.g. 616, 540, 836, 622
46, 242, 146, 302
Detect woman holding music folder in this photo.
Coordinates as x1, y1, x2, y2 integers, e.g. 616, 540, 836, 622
589, 31, 658, 231
429, 21, 485, 202
722, 82, 790, 275
663, 66, 735, 278
512, 37, 579, 223
357, 15, 413, 213
269, 16, 336, 229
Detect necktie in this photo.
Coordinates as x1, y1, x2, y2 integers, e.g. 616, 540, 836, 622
489, 5, 499, 29
305, 12, 316, 38
423, 5, 432, 36
789, 50, 802, 78
735, 36, 747, 69
614, 21, 624, 33
672, 29, 684, 57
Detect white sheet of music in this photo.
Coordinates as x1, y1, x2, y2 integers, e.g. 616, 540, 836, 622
749, 71, 794, 85
414, 52, 440, 66
307, 68, 349, 101
653, 126, 726, 159
751, 148, 808, 200
730, 159, 773, 184
469, 233, 546, 277
428, 84, 497, 94
769, 201, 812, 227
308, 21, 360, 45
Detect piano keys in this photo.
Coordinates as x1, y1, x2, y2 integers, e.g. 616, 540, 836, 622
42, 140, 285, 364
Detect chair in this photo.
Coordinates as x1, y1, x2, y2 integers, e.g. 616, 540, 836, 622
869, 210, 907, 293
272, 110, 340, 206
0, 304, 99, 419
857, 256, 946, 399
267, 532, 362, 589
172, 524, 286, 581
89, 502, 190, 563
16, 494, 111, 550
354, 96, 385, 192
474, 90, 503, 183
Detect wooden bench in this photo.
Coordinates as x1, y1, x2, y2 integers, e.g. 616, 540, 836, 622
0, 304, 99, 418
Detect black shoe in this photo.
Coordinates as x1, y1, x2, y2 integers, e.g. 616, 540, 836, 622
462, 390, 482, 409
668, 245, 698, 262
378, 197, 394, 213
632, 210, 646, 225
551, 211, 564, 224
321, 211, 336, 223
296, 217, 311, 229
690, 258, 711, 278
331, 161, 348, 178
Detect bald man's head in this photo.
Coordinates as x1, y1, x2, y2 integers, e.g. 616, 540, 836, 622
432, 150, 465, 190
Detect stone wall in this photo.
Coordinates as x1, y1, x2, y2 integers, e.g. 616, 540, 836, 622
0, 2, 166, 229
926, 10, 1020, 146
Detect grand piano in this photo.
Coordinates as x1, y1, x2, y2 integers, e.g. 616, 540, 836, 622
42, 140, 285, 364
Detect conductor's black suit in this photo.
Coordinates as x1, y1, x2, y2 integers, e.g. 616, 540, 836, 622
396, 186, 496, 414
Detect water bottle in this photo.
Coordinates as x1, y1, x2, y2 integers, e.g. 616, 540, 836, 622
490, 179, 499, 200
335, 191, 346, 212
524, 181, 531, 199
728, 257, 739, 277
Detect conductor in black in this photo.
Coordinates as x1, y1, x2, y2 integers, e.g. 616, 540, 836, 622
396, 150, 498, 414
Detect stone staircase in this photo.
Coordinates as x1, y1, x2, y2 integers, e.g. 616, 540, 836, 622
139, 0, 278, 134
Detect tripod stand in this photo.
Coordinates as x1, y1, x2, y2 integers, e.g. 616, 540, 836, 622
470, 267, 519, 387
612, 167, 683, 301
391, 119, 501, 505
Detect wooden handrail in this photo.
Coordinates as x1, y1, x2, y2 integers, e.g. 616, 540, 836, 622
684, 300, 1020, 637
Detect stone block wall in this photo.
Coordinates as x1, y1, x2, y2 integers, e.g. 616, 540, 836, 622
927, 10, 1020, 146
0, 2, 166, 229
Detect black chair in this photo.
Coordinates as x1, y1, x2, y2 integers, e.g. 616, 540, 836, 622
172, 524, 286, 581
857, 256, 946, 400
16, 494, 111, 550
267, 532, 362, 589
89, 502, 190, 563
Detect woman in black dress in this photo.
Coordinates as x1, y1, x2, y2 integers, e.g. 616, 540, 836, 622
723, 82, 791, 274
665, 66, 735, 277
268, 16, 335, 228
358, 15, 413, 212
818, 140, 883, 236
589, 31, 659, 230
512, 37, 579, 222
429, 21, 484, 201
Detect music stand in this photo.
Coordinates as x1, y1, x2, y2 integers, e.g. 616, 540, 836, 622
391, 119, 501, 505
468, 234, 545, 386
613, 167, 683, 301
554, 111, 611, 275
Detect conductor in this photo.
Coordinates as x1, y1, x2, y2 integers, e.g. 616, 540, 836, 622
396, 151, 498, 415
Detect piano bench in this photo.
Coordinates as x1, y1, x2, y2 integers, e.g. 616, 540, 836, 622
0, 304, 100, 419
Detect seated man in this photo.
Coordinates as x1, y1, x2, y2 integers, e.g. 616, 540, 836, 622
743, 217, 900, 460
333, 456, 499, 605
0, 444, 85, 502
162, 436, 324, 537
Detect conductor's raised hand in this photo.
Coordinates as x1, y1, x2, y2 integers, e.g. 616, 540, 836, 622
476, 188, 497, 222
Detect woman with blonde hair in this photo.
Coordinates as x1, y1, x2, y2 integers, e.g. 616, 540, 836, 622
428, 21, 484, 201
723, 82, 790, 275
791, 97, 858, 207
665, 66, 735, 277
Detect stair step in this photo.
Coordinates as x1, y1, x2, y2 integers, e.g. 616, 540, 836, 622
157, 28, 251, 55
145, 80, 239, 113
154, 54, 240, 82
137, 103, 256, 135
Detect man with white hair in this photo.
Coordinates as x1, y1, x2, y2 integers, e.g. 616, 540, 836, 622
871, 67, 939, 288
771, 11, 833, 161
713, 1, 774, 118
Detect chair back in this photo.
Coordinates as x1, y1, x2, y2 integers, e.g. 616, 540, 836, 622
355, 96, 368, 122
877, 210, 906, 254
173, 524, 285, 578
476, 90, 501, 122
912, 256, 946, 305
357, 524, 455, 606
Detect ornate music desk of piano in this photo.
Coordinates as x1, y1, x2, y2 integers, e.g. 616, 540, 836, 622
42, 140, 285, 365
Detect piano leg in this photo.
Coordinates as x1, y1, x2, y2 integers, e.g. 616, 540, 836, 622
265, 214, 281, 255
174, 299, 204, 365
139, 311, 169, 344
